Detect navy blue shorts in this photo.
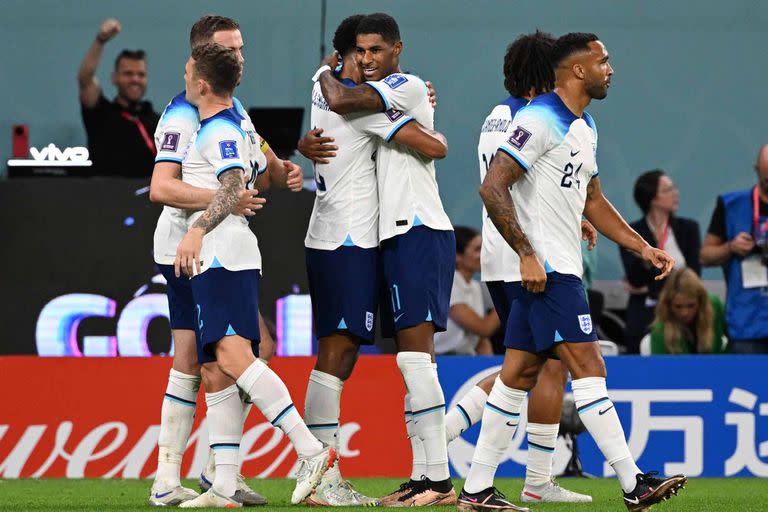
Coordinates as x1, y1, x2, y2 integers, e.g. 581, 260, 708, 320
380, 226, 455, 337
485, 280, 512, 330
190, 267, 261, 364
305, 245, 380, 343
158, 264, 197, 331
505, 272, 597, 355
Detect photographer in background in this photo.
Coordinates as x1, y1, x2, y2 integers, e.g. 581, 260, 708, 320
701, 145, 768, 354
78, 18, 159, 177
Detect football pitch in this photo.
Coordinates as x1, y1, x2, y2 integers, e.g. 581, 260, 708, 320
0, 477, 763, 511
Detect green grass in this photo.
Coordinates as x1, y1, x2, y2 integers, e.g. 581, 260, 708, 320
0, 477, 763, 511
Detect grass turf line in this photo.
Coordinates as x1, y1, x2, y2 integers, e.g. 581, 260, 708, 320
0, 477, 763, 511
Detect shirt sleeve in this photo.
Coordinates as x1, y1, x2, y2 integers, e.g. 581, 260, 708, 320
365, 73, 427, 112
197, 123, 248, 178
154, 103, 199, 164
707, 197, 726, 239
497, 106, 553, 172
346, 108, 414, 142
80, 94, 110, 133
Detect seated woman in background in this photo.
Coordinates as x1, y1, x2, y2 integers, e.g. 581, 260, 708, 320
620, 169, 701, 353
651, 268, 728, 354
434, 226, 498, 355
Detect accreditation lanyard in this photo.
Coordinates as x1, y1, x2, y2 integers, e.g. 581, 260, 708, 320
657, 219, 670, 250
121, 111, 157, 156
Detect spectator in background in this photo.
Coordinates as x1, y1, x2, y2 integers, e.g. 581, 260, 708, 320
650, 268, 727, 354
78, 18, 159, 177
434, 226, 498, 355
620, 170, 701, 353
701, 145, 768, 354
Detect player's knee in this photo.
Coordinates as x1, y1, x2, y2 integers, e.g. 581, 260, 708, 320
315, 339, 359, 381
539, 360, 568, 388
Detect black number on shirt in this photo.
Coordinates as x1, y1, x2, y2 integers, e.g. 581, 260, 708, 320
561, 162, 583, 189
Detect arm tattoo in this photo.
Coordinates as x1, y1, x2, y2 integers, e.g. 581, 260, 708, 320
480, 151, 535, 257
191, 169, 243, 234
318, 70, 383, 114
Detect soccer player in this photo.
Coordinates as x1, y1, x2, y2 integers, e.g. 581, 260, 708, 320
171, 43, 334, 508
460, 33, 687, 511
317, 12, 456, 506
301, 15, 449, 507
443, 31, 592, 506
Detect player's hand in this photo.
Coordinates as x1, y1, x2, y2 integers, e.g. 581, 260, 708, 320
581, 219, 597, 251
729, 232, 755, 257
174, 228, 204, 278
234, 188, 266, 216
640, 245, 675, 280
283, 160, 304, 192
321, 51, 340, 70
97, 18, 121, 43
520, 254, 547, 293
297, 128, 337, 164
425, 80, 437, 108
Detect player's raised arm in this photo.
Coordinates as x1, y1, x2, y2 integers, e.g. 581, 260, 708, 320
583, 176, 674, 279
317, 65, 384, 115
391, 121, 447, 160
479, 150, 546, 292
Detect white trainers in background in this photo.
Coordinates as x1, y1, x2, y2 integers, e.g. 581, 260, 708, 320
520, 478, 592, 503
148, 485, 199, 507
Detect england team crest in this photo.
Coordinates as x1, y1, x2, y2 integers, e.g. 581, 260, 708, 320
578, 314, 593, 334
365, 312, 374, 332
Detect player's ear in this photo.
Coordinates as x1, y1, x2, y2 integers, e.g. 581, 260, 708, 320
572, 63, 586, 80
393, 40, 403, 57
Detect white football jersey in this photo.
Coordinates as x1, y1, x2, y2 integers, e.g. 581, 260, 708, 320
497, 91, 599, 279
153, 92, 199, 265
478, 96, 530, 282
365, 73, 453, 241
305, 75, 393, 250
182, 106, 267, 274
152, 94, 261, 265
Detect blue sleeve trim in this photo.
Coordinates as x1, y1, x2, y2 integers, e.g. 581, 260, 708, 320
498, 146, 530, 172
385, 116, 415, 142
215, 163, 245, 178
364, 82, 390, 111
154, 157, 182, 164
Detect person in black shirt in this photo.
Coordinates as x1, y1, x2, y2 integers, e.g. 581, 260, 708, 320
619, 170, 701, 353
701, 145, 768, 353
78, 18, 160, 177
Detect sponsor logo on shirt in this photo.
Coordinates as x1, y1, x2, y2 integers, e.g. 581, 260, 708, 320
383, 74, 408, 89
507, 126, 531, 150
219, 140, 239, 159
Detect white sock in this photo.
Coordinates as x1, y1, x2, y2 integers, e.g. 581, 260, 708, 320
525, 423, 559, 487
202, 448, 215, 485
156, 369, 200, 488
397, 352, 449, 481
304, 370, 343, 451
464, 377, 526, 493
405, 393, 427, 480
199, 390, 252, 484
205, 385, 242, 497
445, 385, 488, 443
572, 377, 640, 492
236, 359, 323, 458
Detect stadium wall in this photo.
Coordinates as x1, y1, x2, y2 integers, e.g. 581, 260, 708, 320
1, 1, 767, 279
